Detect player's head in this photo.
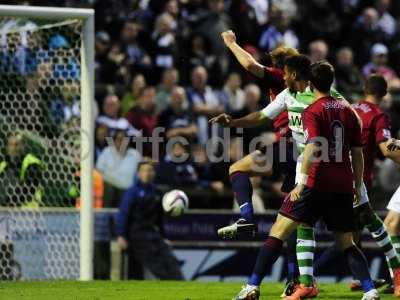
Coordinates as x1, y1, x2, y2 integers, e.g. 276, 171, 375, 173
283, 54, 311, 91
137, 160, 156, 184
270, 46, 299, 69
309, 61, 335, 94
364, 74, 387, 99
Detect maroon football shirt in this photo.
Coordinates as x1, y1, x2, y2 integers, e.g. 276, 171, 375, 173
352, 100, 392, 190
263, 67, 289, 140
302, 96, 363, 193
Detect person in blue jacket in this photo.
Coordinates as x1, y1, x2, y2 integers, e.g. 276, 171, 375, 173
116, 161, 183, 280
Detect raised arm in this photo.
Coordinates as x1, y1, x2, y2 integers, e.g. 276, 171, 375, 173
221, 30, 265, 78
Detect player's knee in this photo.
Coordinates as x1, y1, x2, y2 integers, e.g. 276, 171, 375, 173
270, 215, 297, 240
229, 161, 245, 175
384, 213, 400, 235
228, 163, 239, 176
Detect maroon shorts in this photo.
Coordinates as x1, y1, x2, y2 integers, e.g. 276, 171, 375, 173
279, 186, 355, 232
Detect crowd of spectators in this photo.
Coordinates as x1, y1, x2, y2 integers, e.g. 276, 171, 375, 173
4, 0, 400, 210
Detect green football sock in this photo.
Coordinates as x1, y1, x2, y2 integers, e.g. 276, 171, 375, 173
296, 226, 315, 287
366, 214, 400, 272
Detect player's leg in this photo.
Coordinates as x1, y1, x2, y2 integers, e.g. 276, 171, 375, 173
323, 192, 379, 299
233, 213, 299, 300
335, 232, 380, 300
357, 202, 400, 286
384, 185, 400, 296
234, 187, 320, 300
282, 231, 300, 296
385, 186, 400, 256
218, 149, 272, 239
133, 235, 184, 280
284, 188, 319, 300
289, 158, 317, 295
296, 225, 316, 287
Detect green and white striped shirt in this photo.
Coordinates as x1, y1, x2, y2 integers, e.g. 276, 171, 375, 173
260, 87, 343, 152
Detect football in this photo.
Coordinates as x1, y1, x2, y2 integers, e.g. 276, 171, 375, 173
162, 189, 189, 217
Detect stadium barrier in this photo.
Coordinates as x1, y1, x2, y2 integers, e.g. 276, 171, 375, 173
0, 208, 390, 282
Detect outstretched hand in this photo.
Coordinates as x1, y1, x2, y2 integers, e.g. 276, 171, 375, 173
209, 113, 232, 127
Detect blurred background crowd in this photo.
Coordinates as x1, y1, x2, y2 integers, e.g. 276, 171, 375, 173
2, 0, 400, 211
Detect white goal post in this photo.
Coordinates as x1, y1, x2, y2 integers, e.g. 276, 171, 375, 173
0, 5, 95, 280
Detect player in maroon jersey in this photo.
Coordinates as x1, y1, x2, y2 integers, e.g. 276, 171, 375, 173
314, 75, 400, 296
352, 75, 400, 294
231, 62, 380, 300
218, 31, 300, 295
217, 30, 298, 236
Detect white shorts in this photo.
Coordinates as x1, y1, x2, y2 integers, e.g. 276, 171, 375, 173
387, 186, 400, 213
295, 153, 370, 208
295, 153, 303, 185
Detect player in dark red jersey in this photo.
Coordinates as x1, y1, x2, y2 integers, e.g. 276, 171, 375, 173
352, 75, 400, 294
218, 31, 300, 293
216, 30, 298, 235
314, 75, 400, 296
231, 62, 379, 300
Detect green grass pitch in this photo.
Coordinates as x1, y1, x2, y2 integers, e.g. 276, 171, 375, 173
0, 281, 394, 300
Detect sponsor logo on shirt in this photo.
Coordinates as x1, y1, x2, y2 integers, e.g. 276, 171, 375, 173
323, 101, 344, 110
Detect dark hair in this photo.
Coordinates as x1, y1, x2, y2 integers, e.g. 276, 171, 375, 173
365, 74, 387, 98
310, 61, 334, 93
284, 54, 311, 81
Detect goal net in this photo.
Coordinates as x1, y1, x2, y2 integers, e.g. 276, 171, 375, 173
0, 7, 94, 280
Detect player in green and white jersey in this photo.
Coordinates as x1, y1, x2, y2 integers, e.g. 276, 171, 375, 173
212, 55, 327, 298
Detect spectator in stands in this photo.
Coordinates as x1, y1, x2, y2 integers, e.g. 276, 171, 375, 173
232, 84, 270, 152
334, 47, 364, 101
376, 0, 397, 39
192, 144, 225, 194
97, 94, 141, 137
186, 66, 224, 145
195, 0, 232, 80
309, 39, 329, 63
96, 130, 142, 207
158, 86, 197, 142
259, 9, 299, 52
222, 72, 245, 112
349, 7, 385, 65
185, 34, 218, 85
0, 134, 43, 207
297, 0, 341, 44
121, 73, 146, 116
228, 0, 265, 45
95, 123, 109, 162
126, 87, 158, 156
362, 43, 398, 81
156, 142, 198, 187
151, 13, 177, 81
94, 31, 118, 99
155, 68, 179, 114
120, 20, 152, 75
116, 161, 183, 280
